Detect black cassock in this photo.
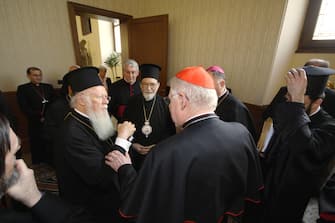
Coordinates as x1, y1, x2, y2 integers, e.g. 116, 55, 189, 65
263, 86, 335, 119
215, 92, 257, 141
54, 110, 125, 223
323, 88, 335, 118
262, 102, 335, 222
44, 96, 71, 166
123, 94, 176, 170
0, 194, 92, 223
108, 79, 141, 122
117, 114, 263, 223
16, 82, 54, 164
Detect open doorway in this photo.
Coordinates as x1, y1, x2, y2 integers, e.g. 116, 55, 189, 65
76, 16, 122, 81
67, 2, 169, 95
68, 2, 132, 82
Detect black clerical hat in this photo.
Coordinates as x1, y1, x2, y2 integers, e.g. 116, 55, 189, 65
67, 66, 102, 94
303, 65, 335, 99
140, 64, 161, 80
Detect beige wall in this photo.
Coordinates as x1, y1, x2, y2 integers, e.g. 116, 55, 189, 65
264, 0, 335, 104
0, 0, 74, 90
76, 16, 102, 67
1, 0, 334, 105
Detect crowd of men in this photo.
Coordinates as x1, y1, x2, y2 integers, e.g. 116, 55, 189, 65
0, 58, 335, 223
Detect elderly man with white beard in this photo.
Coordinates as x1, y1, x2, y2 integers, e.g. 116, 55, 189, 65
54, 67, 136, 223
122, 64, 176, 170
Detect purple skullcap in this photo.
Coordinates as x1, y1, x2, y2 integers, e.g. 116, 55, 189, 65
206, 65, 225, 74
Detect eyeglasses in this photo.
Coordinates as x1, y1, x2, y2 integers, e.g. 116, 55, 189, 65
163, 97, 171, 105
164, 93, 179, 105
94, 95, 111, 102
141, 82, 158, 88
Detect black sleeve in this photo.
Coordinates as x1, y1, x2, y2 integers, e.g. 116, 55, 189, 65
118, 164, 138, 202
16, 85, 34, 116
0, 91, 17, 130
31, 193, 93, 223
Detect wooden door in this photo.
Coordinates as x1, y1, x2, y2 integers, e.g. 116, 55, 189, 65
128, 14, 168, 96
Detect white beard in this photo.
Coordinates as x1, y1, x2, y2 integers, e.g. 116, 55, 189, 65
87, 107, 115, 140
0, 167, 19, 199
143, 93, 156, 101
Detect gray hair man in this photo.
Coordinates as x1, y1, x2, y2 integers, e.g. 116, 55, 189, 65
105, 66, 263, 223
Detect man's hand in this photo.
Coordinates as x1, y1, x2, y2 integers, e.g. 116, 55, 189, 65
132, 143, 155, 155
105, 151, 132, 172
6, 159, 42, 208
285, 68, 307, 103
117, 121, 136, 140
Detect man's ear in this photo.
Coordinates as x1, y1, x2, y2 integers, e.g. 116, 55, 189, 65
312, 98, 323, 107
179, 92, 188, 110
219, 79, 226, 88
68, 86, 73, 97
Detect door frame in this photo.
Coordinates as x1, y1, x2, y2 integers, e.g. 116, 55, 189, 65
67, 2, 133, 66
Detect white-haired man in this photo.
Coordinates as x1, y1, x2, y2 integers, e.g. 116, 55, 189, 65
54, 67, 135, 223
122, 63, 175, 170
108, 59, 141, 122
98, 65, 112, 94
105, 66, 263, 223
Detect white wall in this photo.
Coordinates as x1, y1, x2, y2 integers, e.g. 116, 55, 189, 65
1, 0, 334, 105
0, 0, 75, 90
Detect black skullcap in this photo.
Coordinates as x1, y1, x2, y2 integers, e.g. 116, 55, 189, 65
303, 66, 335, 99
140, 64, 161, 81
67, 66, 102, 94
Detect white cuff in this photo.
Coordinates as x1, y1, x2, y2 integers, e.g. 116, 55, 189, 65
115, 137, 132, 152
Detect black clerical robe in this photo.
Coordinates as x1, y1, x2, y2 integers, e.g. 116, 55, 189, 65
263, 86, 335, 119
117, 114, 263, 223
323, 88, 335, 118
44, 96, 71, 165
319, 172, 335, 222
17, 82, 54, 164
17, 82, 54, 121
215, 92, 257, 141
55, 110, 125, 223
109, 79, 141, 121
0, 194, 92, 223
44, 97, 71, 140
262, 102, 335, 222
0, 91, 15, 129
123, 94, 176, 170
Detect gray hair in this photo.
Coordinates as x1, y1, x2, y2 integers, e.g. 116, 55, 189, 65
123, 59, 139, 71
210, 71, 225, 80
169, 77, 218, 111
69, 91, 91, 109
70, 93, 80, 109
99, 65, 107, 71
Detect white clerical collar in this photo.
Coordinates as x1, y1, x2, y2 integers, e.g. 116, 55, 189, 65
75, 108, 89, 118
309, 106, 321, 117
185, 112, 216, 124
219, 88, 228, 98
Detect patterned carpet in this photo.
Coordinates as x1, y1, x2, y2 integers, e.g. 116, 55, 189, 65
32, 163, 59, 194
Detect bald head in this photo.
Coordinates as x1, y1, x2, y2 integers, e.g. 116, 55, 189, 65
304, 59, 330, 68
